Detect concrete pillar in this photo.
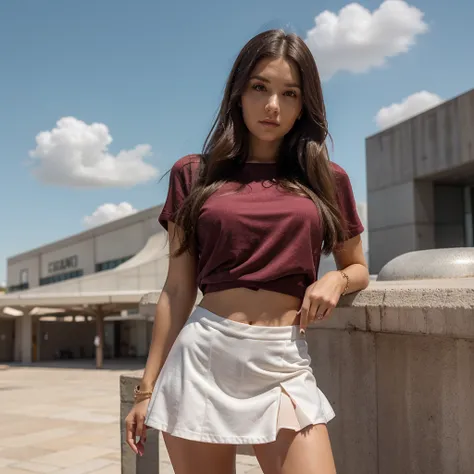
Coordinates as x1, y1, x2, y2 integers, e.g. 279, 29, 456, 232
21, 312, 32, 364
414, 180, 435, 250
367, 180, 435, 273
35, 318, 41, 362
120, 373, 159, 473
14, 317, 22, 362
95, 310, 105, 369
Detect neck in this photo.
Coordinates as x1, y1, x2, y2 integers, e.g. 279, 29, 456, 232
249, 136, 280, 163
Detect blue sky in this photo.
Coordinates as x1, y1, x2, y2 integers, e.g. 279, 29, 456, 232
1, 0, 473, 284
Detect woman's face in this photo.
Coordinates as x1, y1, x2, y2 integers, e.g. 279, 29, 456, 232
240, 57, 303, 149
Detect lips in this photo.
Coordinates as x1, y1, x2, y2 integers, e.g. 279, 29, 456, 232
259, 120, 280, 126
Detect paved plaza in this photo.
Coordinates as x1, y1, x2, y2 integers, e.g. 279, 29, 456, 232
0, 361, 263, 474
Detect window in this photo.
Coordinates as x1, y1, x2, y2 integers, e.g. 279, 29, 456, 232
8, 282, 29, 292
8, 269, 30, 292
20, 269, 29, 284
39, 269, 83, 286
95, 255, 133, 273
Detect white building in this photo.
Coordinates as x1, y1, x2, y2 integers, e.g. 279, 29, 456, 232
6, 206, 163, 293
1, 206, 169, 364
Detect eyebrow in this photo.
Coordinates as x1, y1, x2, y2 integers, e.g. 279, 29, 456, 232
249, 74, 301, 89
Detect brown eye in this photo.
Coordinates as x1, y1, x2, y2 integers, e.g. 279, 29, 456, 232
285, 90, 298, 98
252, 84, 266, 91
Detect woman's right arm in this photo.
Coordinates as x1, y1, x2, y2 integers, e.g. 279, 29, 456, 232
125, 221, 197, 455
140, 221, 198, 392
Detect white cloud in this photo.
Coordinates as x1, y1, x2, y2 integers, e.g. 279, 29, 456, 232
375, 91, 443, 129
83, 202, 138, 228
29, 117, 158, 188
305, 0, 428, 80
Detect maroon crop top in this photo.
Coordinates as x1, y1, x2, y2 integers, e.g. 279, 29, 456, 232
158, 154, 364, 300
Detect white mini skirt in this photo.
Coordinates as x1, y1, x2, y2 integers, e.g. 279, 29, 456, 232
145, 305, 335, 444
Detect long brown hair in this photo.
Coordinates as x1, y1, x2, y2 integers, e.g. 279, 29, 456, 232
170, 29, 345, 257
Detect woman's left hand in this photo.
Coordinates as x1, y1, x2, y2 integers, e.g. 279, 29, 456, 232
297, 271, 346, 334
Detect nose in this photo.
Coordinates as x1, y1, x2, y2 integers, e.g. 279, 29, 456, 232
265, 95, 279, 115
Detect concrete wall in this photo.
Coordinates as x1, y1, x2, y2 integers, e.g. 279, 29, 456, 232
368, 180, 436, 272
366, 89, 474, 273
95, 221, 154, 264
125, 280, 474, 474
367, 89, 474, 186
7, 256, 40, 289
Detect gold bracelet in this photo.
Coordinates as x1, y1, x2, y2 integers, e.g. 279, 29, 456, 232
134, 394, 152, 403
339, 270, 349, 296
134, 385, 153, 402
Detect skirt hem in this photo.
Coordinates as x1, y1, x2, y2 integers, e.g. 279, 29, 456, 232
145, 415, 335, 445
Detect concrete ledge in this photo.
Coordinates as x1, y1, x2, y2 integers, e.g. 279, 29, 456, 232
139, 279, 474, 338
122, 278, 474, 474
140, 279, 474, 308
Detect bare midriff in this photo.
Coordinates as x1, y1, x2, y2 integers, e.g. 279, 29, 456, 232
198, 288, 302, 327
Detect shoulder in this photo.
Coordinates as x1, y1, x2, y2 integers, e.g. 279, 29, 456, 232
171, 154, 202, 174
328, 160, 349, 179
328, 160, 352, 188
169, 154, 202, 184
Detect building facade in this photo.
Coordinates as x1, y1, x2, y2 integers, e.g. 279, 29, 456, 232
366, 88, 474, 273
2, 207, 164, 363
7, 206, 162, 293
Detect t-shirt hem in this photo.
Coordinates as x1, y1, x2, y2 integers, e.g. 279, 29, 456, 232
200, 280, 306, 300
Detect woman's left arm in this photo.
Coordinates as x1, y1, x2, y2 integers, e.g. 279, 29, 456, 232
332, 233, 370, 295
298, 235, 370, 333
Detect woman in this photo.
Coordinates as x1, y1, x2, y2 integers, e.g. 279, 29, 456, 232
125, 29, 369, 474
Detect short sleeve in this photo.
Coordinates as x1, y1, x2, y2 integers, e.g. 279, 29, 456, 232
158, 155, 200, 231
331, 163, 365, 241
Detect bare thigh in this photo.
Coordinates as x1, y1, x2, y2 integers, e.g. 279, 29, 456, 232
162, 432, 236, 474
253, 424, 337, 474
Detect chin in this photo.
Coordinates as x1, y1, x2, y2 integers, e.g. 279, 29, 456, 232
250, 129, 284, 143
255, 134, 280, 142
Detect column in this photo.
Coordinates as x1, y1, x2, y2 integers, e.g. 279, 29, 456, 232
36, 318, 41, 362
14, 317, 22, 362
21, 311, 32, 364
95, 310, 105, 369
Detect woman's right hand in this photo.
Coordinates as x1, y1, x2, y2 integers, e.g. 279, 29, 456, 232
125, 398, 150, 456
